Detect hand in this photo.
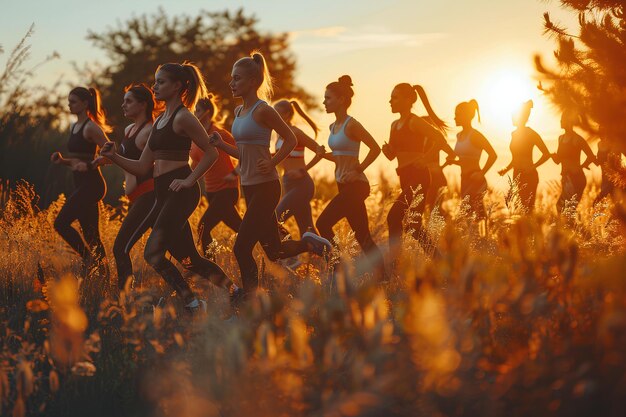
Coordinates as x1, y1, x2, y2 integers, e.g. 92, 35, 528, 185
92, 156, 107, 167
50, 152, 62, 164
381, 143, 394, 159
70, 160, 89, 172
99, 142, 117, 158
315, 145, 326, 156
169, 177, 194, 192
497, 167, 509, 176
257, 159, 274, 175
208, 131, 224, 147
442, 156, 457, 168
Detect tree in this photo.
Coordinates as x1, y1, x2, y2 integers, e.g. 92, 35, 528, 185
84, 8, 316, 133
535, 1, 626, 145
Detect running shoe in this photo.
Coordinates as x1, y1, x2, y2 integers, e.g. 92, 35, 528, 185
302, 232, 332, 257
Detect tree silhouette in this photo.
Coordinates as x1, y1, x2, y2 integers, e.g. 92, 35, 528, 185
83, 8, 315, 133
535, 1, 626, 146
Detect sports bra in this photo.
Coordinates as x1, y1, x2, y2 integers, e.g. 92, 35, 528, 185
120, 121, 152, 184
148, 105, 190, 161
231, 100, 272, 146
328, 116, 359, 157
67, 119, 95, 159
275, 135, 305, 158
389, 116, 427, 153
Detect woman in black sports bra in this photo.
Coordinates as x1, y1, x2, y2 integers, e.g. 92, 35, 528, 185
109, 84, 160, 291
50, 87, 112, 274
101, 63, 240, 312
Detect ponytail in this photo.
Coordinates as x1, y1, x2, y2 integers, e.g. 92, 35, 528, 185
456, 99, 481, 124
157, 61, 208, 111
413, 85, 448, 133
70, 86, 112, 133
290, 100, 319, 137
514, 100, 533, 126
234, 51, 275, 102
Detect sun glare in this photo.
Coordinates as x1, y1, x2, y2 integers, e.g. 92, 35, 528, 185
477, 69, 539, 136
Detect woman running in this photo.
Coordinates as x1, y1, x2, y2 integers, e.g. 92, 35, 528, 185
453, 99, 497, 218
210, 52, 331, 297
552, 110, 595, 211
382, 83, 450, 253
51, 87, 111, 274
424, 118, 456, 214
274, 99, 325, 236
315, 75, 385, 279
498, 100, 551, 212
190, 94, 242, 254
100, 62, 239, 312
109, 84, 159, 291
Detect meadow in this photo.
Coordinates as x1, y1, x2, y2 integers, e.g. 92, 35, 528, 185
0, 174, 624, 417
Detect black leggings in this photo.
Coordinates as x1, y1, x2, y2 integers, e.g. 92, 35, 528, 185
235, 180, 309, 292
387, 165, 431, 249
316, 181, 384, 276
54, 170, 107, 264
198, 187, 242, 250
141, 166, 230, 302
112, 190, 155, 290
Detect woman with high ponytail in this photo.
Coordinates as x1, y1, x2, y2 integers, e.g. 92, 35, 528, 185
101, 62, 240, 313
383, 83, 454, 256
315, 75, 385, 280
273, 99, 326, 239
50, 86, 112, 275
211, 52, 332, 297
498, 100, 551, 212
452, 99, 497, 218
190, 94, 242, 254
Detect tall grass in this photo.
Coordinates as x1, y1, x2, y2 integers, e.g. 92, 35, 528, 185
0, 178, 625, 417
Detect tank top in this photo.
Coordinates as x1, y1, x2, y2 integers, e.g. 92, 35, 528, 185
328, 116, 368, 184
276, 135, 305, 158
67, 119, 95, 159
510, 126, 540, 170
190, 124, 238, 192
120, 121, 153, 184
455, 129, 483, 175
148, 105, 190, 161
328, 116, 359, 157
556, 132, 585, 174
231, 100, 279, 186
389, 117, 427, 153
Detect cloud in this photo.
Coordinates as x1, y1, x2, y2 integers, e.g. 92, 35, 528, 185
289, 26, 447, 54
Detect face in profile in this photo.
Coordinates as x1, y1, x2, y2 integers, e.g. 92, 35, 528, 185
323, 89, 342, 114
122, 92, 145, 119
68, 94, 87, 115
389, 87, 408, 114
230, 64, 255, 98
152, 70, 180, 102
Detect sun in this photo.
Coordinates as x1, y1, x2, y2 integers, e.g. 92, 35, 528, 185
476, 69, 539, 136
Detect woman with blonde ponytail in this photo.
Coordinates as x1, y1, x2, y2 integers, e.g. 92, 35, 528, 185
101, 62, 240, 313
316, 75, 385, 280
50, 86, 112, 275
383, 83, 453, 256
453, 99, 497, 218
498, 100, 551, 212
273, 99, 326, 237
211, 52, 331, 297
190, 94, 242, 254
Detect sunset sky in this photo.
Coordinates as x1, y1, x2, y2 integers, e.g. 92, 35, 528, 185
2, 0, 597, 191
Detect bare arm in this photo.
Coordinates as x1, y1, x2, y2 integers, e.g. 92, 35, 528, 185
579, 136, 596, 168
258, 104, 297, 168
174, 111, 218, 185
532, 132, 551, 169
474, 131, 498, 174
345, 119, 381, 172
292, 126, 325, 171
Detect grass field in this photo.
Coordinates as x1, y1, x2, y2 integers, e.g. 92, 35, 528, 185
0, 177, 625, 417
